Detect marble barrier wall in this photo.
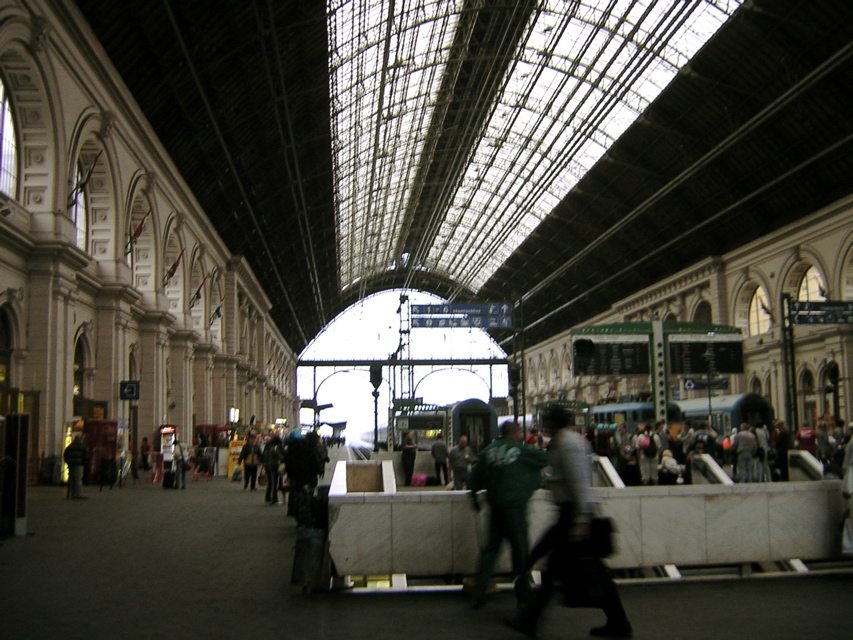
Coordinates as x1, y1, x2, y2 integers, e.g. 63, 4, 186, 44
327, 461, 846, 577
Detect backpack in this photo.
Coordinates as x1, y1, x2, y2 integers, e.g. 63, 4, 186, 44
641, 434, 658, 458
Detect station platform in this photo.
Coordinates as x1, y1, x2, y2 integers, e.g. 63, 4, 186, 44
1, 463, 852, 640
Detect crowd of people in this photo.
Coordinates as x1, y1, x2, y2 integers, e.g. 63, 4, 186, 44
235, 430, 333, 524
593, 416, 853, 486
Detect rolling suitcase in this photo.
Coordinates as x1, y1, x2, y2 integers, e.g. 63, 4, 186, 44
162, 470, 175, 489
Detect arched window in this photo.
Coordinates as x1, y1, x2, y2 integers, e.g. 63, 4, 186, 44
801, 369, 816, 426
797, 265, 827, 302
68, 160, 89, 250
692, 300, 712, 324
0, 76, 19, 198
750, 377, 761, 395
73, 339, 86, 400
747, 286, 772, 336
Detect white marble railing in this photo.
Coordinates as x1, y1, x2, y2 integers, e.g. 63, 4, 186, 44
327, 460, 846, 577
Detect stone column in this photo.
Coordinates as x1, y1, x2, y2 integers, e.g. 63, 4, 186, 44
192, 343, 215, 425
26, 244, 88, 456
138, 311, 174, 445
168, 329, 197, 440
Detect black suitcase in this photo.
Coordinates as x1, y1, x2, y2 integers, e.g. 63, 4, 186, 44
162, 470, 175, 489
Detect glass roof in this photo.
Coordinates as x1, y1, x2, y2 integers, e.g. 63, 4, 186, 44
328, 0, 741, 294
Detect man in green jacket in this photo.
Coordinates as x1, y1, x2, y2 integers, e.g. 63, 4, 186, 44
469, 420, 549, 608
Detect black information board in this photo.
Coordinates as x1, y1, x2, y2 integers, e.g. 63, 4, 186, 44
572, 339, 650, 376
668, 341, 744, 374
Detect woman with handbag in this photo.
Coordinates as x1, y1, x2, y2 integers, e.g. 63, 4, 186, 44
511, 406, 632, 639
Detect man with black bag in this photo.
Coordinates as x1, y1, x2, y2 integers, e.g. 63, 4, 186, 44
510, 406, 632, 639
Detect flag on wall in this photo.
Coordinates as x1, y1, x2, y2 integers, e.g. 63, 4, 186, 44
67, 149, 103, 209
124, 209, 151, 255
163, 248, 185, 287
188, 274, 208, 310
209, 297, 224, 327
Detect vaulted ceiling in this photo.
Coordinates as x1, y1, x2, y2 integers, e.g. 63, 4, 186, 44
69, 0, 853, 355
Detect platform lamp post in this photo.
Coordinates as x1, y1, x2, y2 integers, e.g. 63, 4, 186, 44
370, 364, 383, 452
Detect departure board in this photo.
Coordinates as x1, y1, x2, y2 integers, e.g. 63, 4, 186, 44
572, 339, 650, 376
668, 341, 744, 374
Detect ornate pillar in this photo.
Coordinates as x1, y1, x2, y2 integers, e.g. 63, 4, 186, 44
138, 310, 174, 445
168, 329, 197, 438
192, 343, 215, 425
26, 244, 88, 455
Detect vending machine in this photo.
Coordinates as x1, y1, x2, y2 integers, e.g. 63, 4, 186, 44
159, 425, 178, 469
82, 419, 118, 486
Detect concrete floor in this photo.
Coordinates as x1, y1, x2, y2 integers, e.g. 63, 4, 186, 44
2, 460, 852, 640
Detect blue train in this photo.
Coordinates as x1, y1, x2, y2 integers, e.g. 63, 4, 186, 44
675, 392, 775, 436
590, 399, 682, 434
450, 398, 498, 453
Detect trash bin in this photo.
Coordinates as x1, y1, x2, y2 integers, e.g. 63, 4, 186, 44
291, 527, 330, 593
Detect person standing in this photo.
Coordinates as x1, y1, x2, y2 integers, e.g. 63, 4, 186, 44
238, 434, 263, 491
401, 431, 418, 486
795, 421, 817, 456
468, 421, 549, 610
431, 434, 449, 485
514, 406, 632, 639
449, 435, 474, 490
173, 438, 188, 489
139, 436, 151, 471
262, 435, 284, 505
773, 421, 792, 481
754, 424, 771, 482
633, 423, 660, 485
735, 424, 757, 483
63, 435, 89, 500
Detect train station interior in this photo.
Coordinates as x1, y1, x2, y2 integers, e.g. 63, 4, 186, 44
1, 1, 853, 637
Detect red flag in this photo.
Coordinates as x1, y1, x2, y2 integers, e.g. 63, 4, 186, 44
188, 274, 208, 310
163, 248, 185, 286
209, 297, 224, 326
124, 210, 151, 255
67, 149, 104, 209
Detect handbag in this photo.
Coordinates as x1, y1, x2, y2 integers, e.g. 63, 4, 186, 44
182, 461, 192, 471
586, 516, 616, 558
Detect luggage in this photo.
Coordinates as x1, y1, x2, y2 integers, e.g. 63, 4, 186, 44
410, 474, 427, 487
162, 470, 175, 489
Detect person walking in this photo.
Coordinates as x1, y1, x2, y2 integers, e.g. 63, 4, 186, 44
468, 421, 549, 610
431, 433, 449, 485
63, 435, 89, 500
513, 406, 632, 638
238, 434, 263, 491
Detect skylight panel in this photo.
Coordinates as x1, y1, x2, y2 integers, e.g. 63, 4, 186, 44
328, 0, 740, 295
429, 0, 741, 291
329, 0, 461, 292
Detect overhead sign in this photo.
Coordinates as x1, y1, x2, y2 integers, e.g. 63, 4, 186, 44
683, 378, 730, 391
119, 380, 140, 400
668, 341, 744, 374
410, 302, 513, 329
791, 300, 853, 325
571, 334, 650, 376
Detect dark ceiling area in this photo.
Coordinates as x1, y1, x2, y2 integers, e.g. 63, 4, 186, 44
69, 0, 853, 356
